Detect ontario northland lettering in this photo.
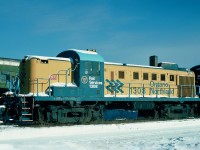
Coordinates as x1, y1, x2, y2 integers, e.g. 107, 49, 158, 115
130, 81, 174, 95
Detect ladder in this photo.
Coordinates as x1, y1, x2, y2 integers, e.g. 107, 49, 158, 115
20, 97, 34, 123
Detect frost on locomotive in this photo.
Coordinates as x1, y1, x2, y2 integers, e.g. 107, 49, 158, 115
0, 49, 199, 124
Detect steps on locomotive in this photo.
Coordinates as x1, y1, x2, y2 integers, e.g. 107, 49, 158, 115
20, 99, 33, 122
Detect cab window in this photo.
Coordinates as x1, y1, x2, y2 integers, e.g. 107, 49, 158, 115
85, 61, 100, 76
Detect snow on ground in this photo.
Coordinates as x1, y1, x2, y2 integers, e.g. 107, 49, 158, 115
0, 119, 200, 150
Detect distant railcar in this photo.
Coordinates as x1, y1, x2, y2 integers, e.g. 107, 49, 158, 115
191, 65, 200, 96
0, 57, 20, 96
0, 49, 199, 124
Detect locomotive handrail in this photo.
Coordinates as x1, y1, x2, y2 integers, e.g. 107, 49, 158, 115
30, 64, 79, 96
105, 81, 197, 98
178, 84, 196, 98
30, 72, 67, 96
30, 78, 49, 96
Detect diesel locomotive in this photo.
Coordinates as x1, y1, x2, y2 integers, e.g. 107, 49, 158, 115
0, 49, 200, 124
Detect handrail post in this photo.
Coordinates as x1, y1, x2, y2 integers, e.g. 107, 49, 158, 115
180, 85, 182, 97
143, 83, 145, 97
32, 80, 34, 95
192, 84, 195, 97
37, 78, 38, 96
128, 83, 130, 98
156, 84, 158, 98
49, 78, 51, 96
66, 70, 68, 87
114, 85, 116, 97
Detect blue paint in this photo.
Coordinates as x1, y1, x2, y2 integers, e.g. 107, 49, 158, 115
104, 109, 138, 121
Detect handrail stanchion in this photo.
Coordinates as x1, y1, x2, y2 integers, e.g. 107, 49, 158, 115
66, 70, 68, 87
156, 84, 158, 98
115, 85, 116, 97
192, 85, 193, 97
143, 83, 145, 97
37, 78, 38, 96
180, 85, 182, 98
128, 83, 130, 98
32, 80, 34, 95
168, 85, 170, 98
49, 78, 51, 96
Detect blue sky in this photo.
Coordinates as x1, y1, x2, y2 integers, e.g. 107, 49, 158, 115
0, 0, 199, 68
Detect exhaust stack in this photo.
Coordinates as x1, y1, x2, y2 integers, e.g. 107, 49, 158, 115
149, 55, 158, 67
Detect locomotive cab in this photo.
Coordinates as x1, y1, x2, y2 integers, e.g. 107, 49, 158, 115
55, 49, 105, 97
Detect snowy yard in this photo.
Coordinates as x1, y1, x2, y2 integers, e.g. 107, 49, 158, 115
0, 119, 200, 150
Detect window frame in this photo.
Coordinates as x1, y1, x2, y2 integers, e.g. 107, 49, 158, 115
118, 71, 125, 79
133, 72, 139, 80
160, 74, 166, 81
143, 72, 148, 80
170, 75, 175, 81
152, 73, 157, 81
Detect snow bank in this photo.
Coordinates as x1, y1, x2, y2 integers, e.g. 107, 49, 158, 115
0, 119, 200, 150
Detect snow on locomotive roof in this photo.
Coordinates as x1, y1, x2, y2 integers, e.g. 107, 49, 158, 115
25, 55, 71, 62
127, 64, 162, 69
160, 62, 177, 64
68, 49, 98, 55
105, 62, 162, 69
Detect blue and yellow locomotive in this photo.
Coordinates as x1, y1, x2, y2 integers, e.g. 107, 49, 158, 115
0, 49, 200, 124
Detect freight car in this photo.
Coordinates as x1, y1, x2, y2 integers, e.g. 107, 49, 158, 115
191, 65, 200, 97
0, 58, 20, 97
0, 49, 200, 124
0, 57, 20, 119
